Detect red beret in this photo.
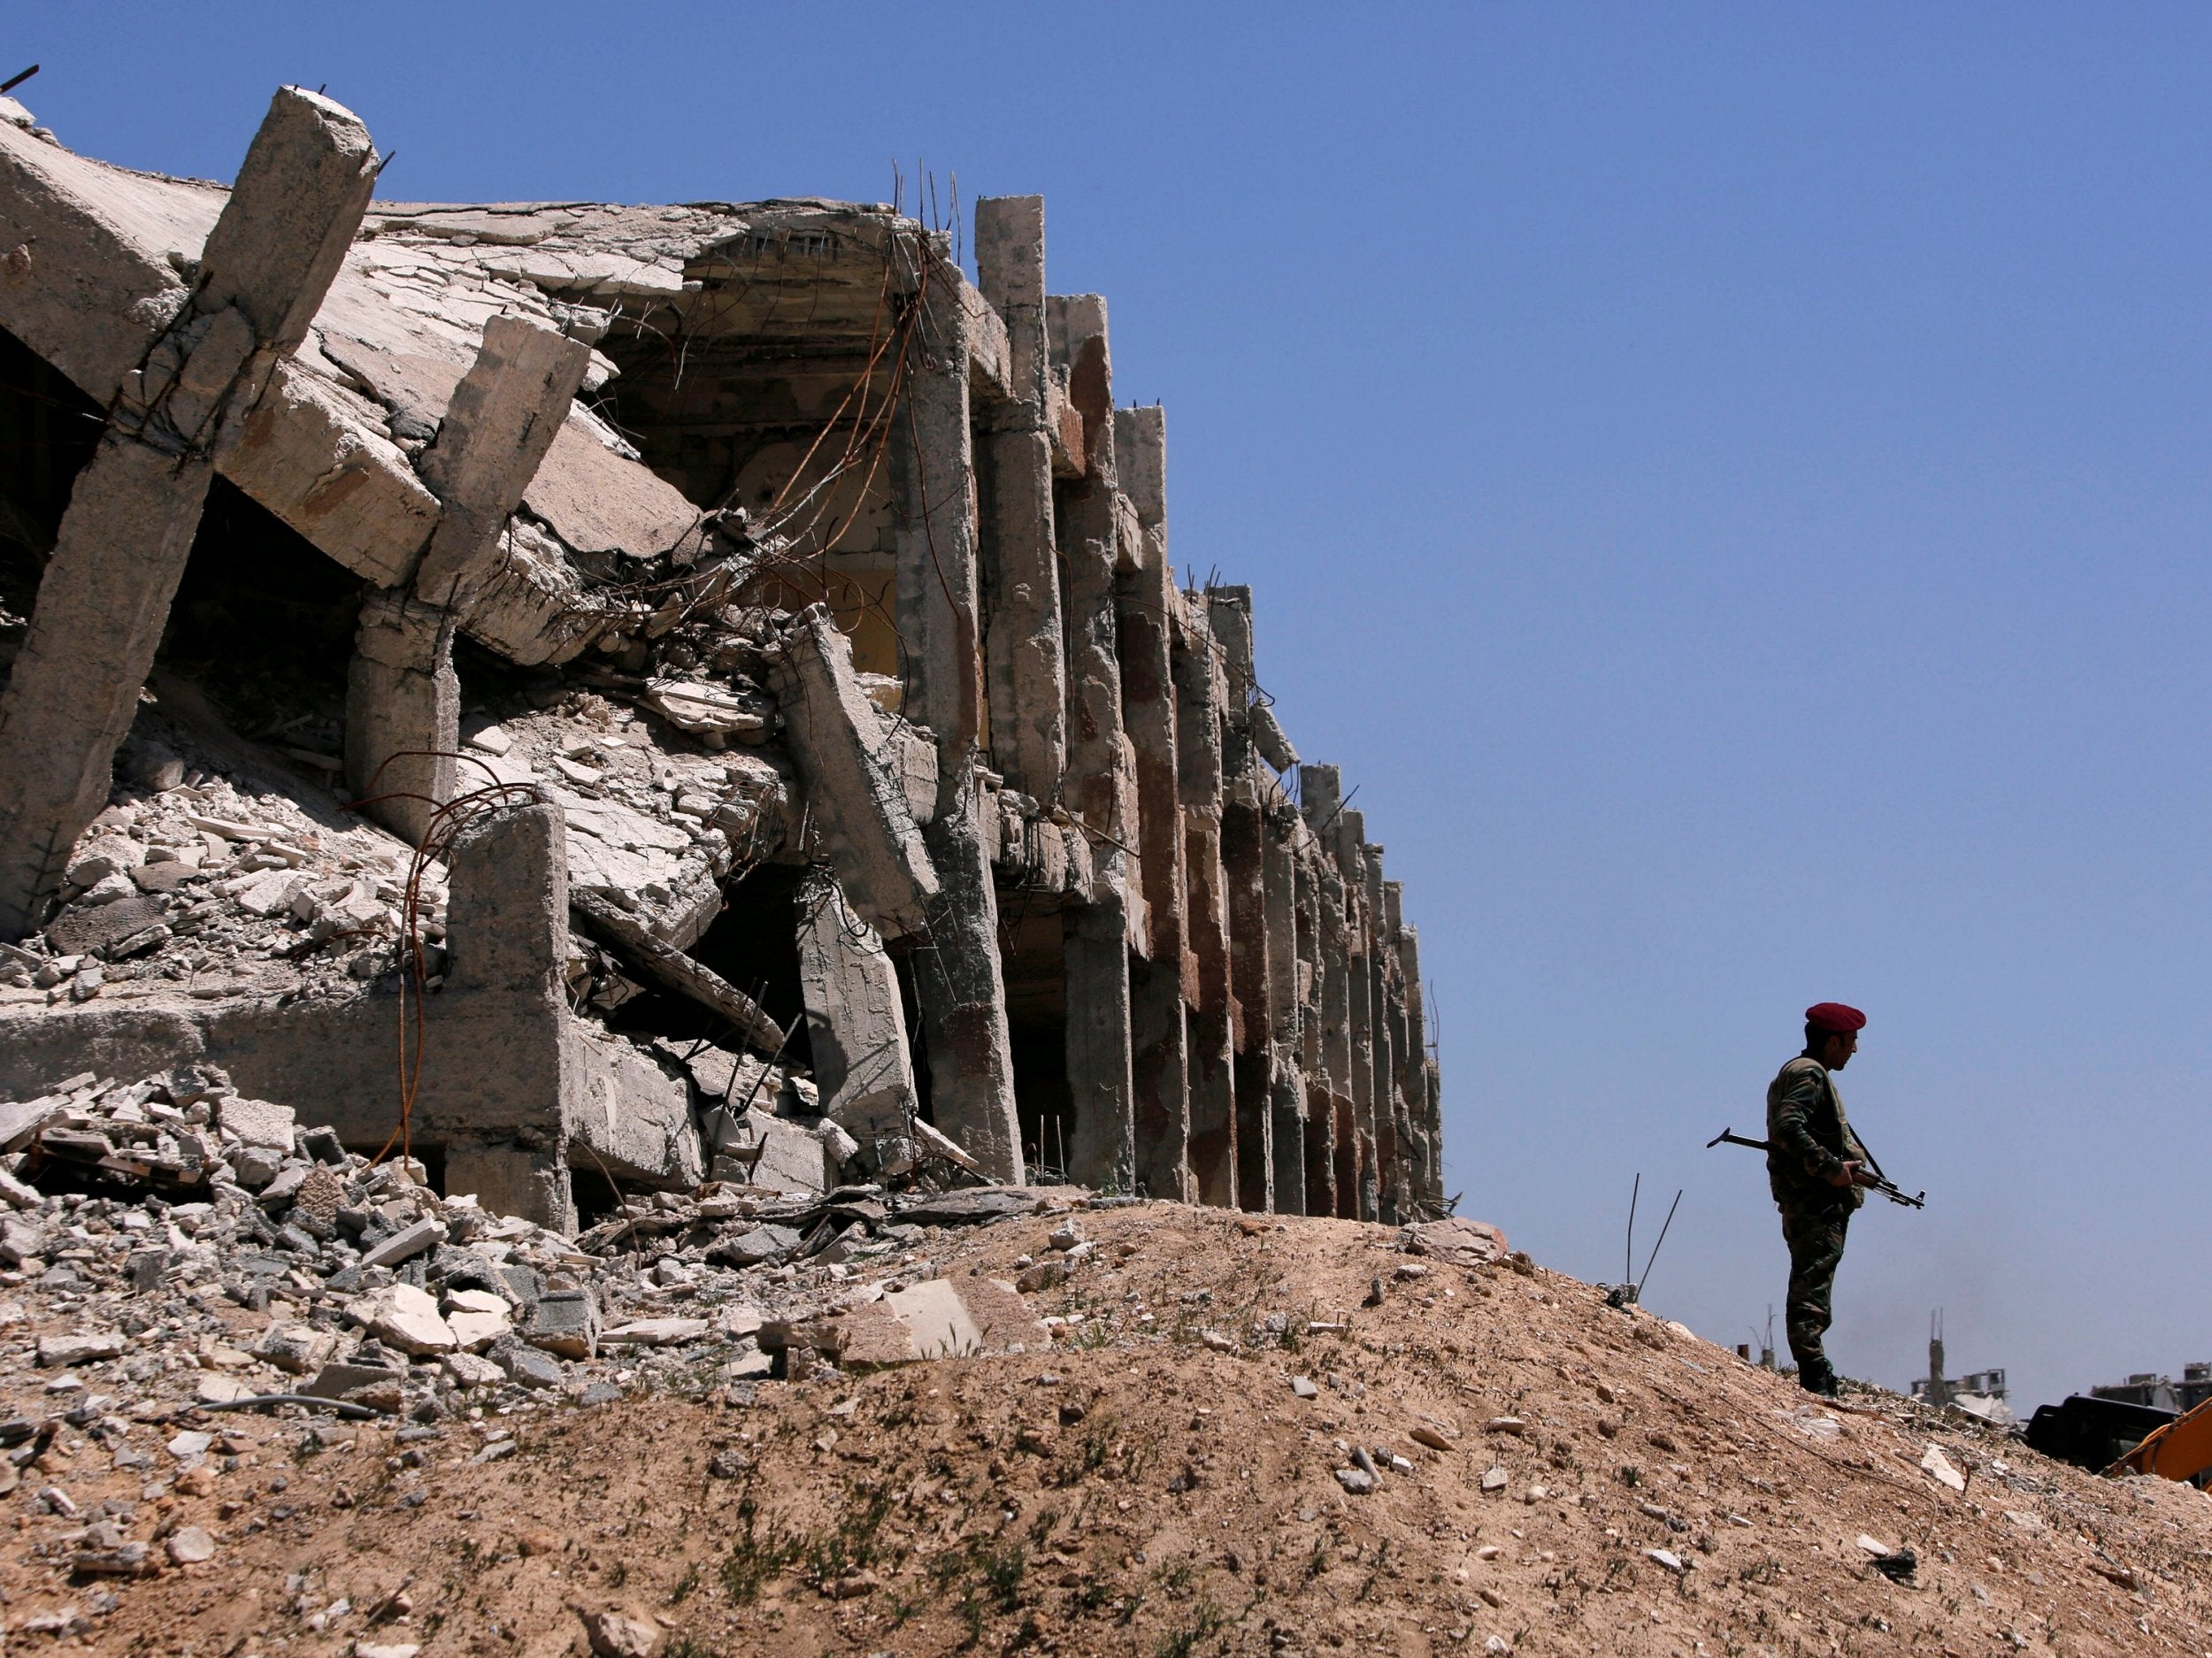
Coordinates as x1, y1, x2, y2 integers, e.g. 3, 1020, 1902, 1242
1805, 1002, 1866, 1033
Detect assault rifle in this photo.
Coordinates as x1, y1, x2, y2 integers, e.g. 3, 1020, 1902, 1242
1706, 1128, 1925, 1209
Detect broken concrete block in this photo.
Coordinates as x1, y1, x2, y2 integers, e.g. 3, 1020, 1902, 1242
357, 1217, 443, 1270
65, 835, 142, 888
763, 605, 939, 940
45, 895, 164, 956
0, 1216, 48, 1266
883, 1277, 1048, 1360
1400, 1217, 1506, 1268
362, 1283, 457, 1355
525, 1288, 599, 1360
444, 1309, 508, 1352
706, 1224, 803, 1269
494, 1340, 565, 1389
231, 1144, 285, 1187
599, 1317, 708, 1347
738, 1112, 830, 1197
254, 1324, 336, 1375
442, 1351, 505, 1389
215, 1096, 296, 1152
822, 1300, 922, 1370
36, 1331, 124, 1367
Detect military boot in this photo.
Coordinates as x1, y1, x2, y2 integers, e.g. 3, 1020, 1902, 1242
1797, 1361, 1838, 1399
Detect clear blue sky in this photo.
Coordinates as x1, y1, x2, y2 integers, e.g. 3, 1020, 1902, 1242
16, 4, 2211, 1412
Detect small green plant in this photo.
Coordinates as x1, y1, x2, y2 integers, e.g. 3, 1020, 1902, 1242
720, 1515, 802, 1605
979, 1539, 1028, 1611
1079, 1415, 1118, 1475
806, 1484, 894, 1582
1155, 1597, 1224, 1658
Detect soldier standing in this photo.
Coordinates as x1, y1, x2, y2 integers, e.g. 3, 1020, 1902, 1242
1767, 1002, 1877, 1397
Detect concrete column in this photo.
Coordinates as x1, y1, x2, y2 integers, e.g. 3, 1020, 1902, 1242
1263, 802, 1306, 1214
1176, 600, 1237, 1207
1114, 409, 1189, 1201
1294, 848, 1335, 1219
345, 595, 457, 842
891, 251, 1024, 1181
1048, 296, 1136, 1192
894, 249, 987, 771
972, 196, 1066, 800
442, 800, 576, 1232
1318, 871, 1360, 1218
347, 316, 590, 843
1394, 914, 1443, 1208
0, 88, 377, 938
1383, 880, 1425, 1209
1064, 900, 1135, 1192
796, 869, 918, 1148
913, 778, 1025, 1183
1224, 773, 1272, 1212
1211, 587, 1272, 1209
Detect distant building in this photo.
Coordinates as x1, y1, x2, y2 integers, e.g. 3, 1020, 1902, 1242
1910, 1314, 2014, 1425
2090, 1363, 2212, 1416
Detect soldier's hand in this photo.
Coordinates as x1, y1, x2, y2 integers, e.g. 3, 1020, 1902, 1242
1829, 1160, 1862, 1189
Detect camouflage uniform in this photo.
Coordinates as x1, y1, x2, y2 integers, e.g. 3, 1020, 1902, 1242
1766, 1053, 1867, 1389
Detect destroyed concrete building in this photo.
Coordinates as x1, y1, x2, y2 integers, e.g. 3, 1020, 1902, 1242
0, 85, 1444, 1232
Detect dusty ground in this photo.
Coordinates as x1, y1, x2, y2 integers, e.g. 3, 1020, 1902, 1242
4, 1202, 2208, 1658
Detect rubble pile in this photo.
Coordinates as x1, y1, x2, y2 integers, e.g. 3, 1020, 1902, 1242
0, 716, 440, 1010
0, 1064, 1104, 1445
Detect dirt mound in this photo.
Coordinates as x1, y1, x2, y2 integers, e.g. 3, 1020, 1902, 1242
8, 1203, 2208, 1657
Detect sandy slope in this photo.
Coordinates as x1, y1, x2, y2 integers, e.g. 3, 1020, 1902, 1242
12, 1201, 2209, 1657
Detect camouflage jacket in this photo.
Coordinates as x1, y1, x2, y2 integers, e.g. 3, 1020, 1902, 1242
1766, 1053, 1868, 1214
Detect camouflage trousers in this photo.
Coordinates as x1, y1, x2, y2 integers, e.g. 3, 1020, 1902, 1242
1778, 1206, 1851, 1378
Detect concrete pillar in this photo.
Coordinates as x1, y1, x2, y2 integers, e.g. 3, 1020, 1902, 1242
346, 595, 457, 843
1048, 296, 1136, 1193
1333, 810, 1379, 1221
894, 250, 988, 770
1176, 600, 1237, 1207
1064, 900, 1136, 1192
913, 779, 1025, 1183
972, 196, 1065, 800
1114, 408, 1189, 1201
1210, 587, 1272, 1210
1224, 775, 1271, 1212
1317, 871, 1360, 1218
0, 88, 377, 938
891, 252, 1024, 1182
796, 868, 918, 1148
442, 800, 576, 1232
1294, 848, 1335, 1220
347, 316, 590, 843
1394, 914, 1444, 1208
1263, 803, 1306, 1214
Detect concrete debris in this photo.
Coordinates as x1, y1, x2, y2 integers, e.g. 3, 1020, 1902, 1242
0, 88, 1441, 1270
1921, 1442, 1969, 1492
